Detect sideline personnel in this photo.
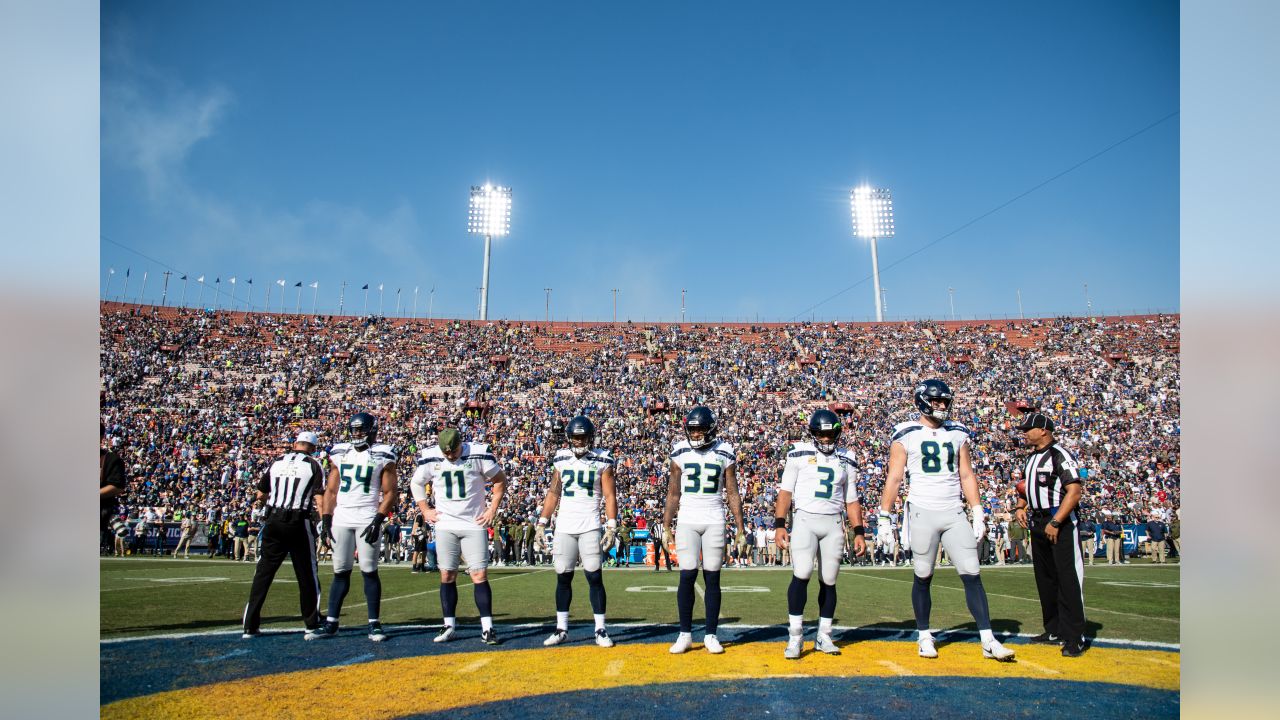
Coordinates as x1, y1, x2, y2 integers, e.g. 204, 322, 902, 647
1013, 412, 1087, 657
241, 431, 326, 638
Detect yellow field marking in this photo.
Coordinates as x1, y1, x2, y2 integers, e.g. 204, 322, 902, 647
1017, 660, 1062, 675
604, 659, 625, 677
1144, 656, 1178, 668
102, 642, 1179, 720
455, 658, 490, 674
878, 660, 915, 676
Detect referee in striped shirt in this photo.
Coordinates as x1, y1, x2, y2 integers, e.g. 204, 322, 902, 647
1013, 412, 1088, 657
241, 431, 327, 638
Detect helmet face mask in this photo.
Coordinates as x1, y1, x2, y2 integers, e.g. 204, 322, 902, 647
566, 416, 595, 458
913, 380, 954, 422
348, 412, 377, 449
684, 406, 717, 451
808, 409, 842, 454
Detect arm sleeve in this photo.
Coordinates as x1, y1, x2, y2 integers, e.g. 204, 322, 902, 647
410, 464, 430, 502
257, 464, 272, 494
780, 458, 799, 493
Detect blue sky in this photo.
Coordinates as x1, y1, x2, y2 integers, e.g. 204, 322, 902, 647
101, 0, 1178, 322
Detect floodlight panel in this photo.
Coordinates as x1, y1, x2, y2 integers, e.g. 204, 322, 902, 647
850, 186, 895, 238
468, 184, 512, 237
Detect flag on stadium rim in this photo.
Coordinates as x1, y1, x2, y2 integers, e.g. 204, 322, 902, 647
180, 275, 187, 280
362, 284, 369, 290
125, 268, 130, 277
309, 282, 318, 288
229, 277, 236, 285
197, 276, 204, 283
277, 279, 285, 287
378, 283, 384, 291
294, 281, 302, 287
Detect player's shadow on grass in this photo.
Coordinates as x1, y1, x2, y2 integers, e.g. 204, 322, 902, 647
108, 615, 296, 634
930, 619, 1024, 650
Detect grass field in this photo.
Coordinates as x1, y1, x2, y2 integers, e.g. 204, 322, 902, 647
101, 557, 1179, 644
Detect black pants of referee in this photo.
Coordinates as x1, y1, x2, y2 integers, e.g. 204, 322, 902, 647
1029, 514, 1086, 645
242, 519, 321, 634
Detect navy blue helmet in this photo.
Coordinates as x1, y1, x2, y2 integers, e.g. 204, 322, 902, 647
808, 409, 843, 454
913, 379, 954, 422
348, 412, 378, 449
566, 415, 596, 457
684, 406, 717, 451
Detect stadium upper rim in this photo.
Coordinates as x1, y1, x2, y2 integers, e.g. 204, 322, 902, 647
99, 301, 1179, 327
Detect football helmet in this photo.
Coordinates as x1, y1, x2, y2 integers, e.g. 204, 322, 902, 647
566, 415, 595, 458
348, 412, 378, 449
913, 379, 954, 422
808, 409, 842, 454
684, 406, 717, 451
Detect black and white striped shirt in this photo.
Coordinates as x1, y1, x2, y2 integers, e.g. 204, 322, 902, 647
257, 451, 325, 515
1021, 442, 1083, 512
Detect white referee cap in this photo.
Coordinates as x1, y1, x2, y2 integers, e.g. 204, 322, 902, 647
295, 431, 320, 446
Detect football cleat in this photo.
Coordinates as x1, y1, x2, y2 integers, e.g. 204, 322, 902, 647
1029, 632, 1062, 644
784, 633, 803, 660
814, 633, 841, 655
703, 634, 724, 654
918, 635, 939, 659
241, 631, 260, 640
543, 629, 569, 647
305, 621, 338, 641
669, 632, 694, 654
433, 625, 456, 643
480, 629, 500, 646
368, 622, 387, 642
983, 639, 1016, 661
594, 629, 614, 648
1061, 640, 1087, 657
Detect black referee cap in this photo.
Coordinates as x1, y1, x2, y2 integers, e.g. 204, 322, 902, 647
1017, 412, 1055, 433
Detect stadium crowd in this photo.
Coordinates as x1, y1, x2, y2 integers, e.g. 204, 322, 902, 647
100, 304, 1180, 562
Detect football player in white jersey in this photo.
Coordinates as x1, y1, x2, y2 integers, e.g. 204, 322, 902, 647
307, 412, 398, 642
535, 416, 619, 648
879, 380, 1014, 661
663, 406, 747, 655
411, 428, 508, 645
774, 409, 866, 659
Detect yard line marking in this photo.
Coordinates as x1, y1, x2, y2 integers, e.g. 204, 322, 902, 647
877, 661, 913, 676
1144, 656, 1178, 668
710, 673, 751, 680
347, 567, 553, 610
332, 653, 375, 667
856, 573, 1179, 623
603, 660, 625, 677
694, 582, 705, 599
456, 658, 490, 674
195, 648, 249, 664
1019, 660, 1061, 675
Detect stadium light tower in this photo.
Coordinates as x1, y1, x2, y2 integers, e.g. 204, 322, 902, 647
468, 183, 512, 321
850, 185, 895, 322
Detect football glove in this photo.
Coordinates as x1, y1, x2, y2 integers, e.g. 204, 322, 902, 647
600, 518, 618, 551
535, 518, 549, 551
876, 510, 893, 545
361, 513, 386, 545
970, 505, 986, 542
320, 514, 335, 543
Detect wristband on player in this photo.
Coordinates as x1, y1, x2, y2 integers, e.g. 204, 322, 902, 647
537, 517, 548, 526
853, 525, 866, 536
605, 518, 618, 529
878, 509, 891, 519
773, 517, 787, 530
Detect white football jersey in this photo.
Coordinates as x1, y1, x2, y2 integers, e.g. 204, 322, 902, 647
328, 443, 397, 527
891, 418, 970, 512
410, 442, 502, 529
551, 447, 614, 534
669, 439, 735, 524
780, 441, 859, 515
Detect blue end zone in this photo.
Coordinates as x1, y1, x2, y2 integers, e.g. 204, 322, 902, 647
404, 678, 1178, 720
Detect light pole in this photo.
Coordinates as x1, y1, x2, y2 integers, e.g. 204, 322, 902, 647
310, 282, 319, 315
1084, 282, 1092, 316
544, 287, 552, 324
880, 286, 887, 318
139, 270, 149, 304
948, 287, 956, 320
1017, 288, 1024, 320
681, 288, 686, 323
339, 281, 347, 316
850, 185, 895, 322
104, 268, 115, 301
161, 271, 172, 306
612, 288, 619, 323
196, 276, 204, 307
428, 286, 435, 321
468, 183, 512, 321
179, 275, 188, 307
